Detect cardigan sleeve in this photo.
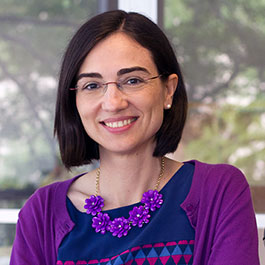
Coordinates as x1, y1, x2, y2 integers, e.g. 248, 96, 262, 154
10, 179, 76, 265
183, 162, 260, 265
9, 182, 63, 265
204, 165, 259, 264
208, 182, 259, 264
10, 197, 45, 264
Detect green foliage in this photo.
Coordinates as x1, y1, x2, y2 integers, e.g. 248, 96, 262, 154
165, 0, 265, 101
164, 0, 265, 184
184, 96, 265, 184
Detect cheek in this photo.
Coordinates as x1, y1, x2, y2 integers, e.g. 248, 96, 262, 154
76, 95, 91, 115
76, 100, 85, 121
76, 105, 96, 140
145, 89, 166, 114
150, 93, 166, 128
76, 98, 94, 130
142, 95, 165, 128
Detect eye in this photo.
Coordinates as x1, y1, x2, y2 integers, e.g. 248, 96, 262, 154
82, 82, 101, 91
124, 77, 145, 86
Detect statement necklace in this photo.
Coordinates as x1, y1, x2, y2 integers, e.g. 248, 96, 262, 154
84, 157, 165, 238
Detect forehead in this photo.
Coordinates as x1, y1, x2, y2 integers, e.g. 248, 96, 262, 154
78, 32, 158, 76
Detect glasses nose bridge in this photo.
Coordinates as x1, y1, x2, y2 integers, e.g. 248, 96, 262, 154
101, 80, 128, 111
103, 81, 122, 93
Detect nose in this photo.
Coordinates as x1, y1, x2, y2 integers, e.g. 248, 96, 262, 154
101, 83, 128, 112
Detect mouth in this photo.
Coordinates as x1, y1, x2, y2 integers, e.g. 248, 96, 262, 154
101, 117, 138, 128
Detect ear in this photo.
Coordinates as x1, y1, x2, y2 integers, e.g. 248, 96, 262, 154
163, 74, 178, 109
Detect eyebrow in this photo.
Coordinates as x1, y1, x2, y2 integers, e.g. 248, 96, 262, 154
117, 66, 150, 76
76, 72, 102, 82
76, 66, 150, 82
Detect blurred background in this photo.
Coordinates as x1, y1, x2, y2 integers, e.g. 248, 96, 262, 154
0, 0, 264, 264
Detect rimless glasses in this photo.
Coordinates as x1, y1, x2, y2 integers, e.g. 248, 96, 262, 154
70, 74, 162, 96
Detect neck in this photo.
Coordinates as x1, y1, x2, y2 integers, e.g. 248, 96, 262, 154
97, 150, 162, 209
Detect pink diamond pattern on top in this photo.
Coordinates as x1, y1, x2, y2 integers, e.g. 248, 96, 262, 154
56, 240, 194, 265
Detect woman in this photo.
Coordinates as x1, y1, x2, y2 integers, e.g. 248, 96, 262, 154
10, 10, 259, 265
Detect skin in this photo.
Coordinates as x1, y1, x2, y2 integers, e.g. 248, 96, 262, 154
68, 32, 183, 211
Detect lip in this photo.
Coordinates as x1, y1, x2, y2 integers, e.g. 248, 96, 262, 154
100, 116, 138, 133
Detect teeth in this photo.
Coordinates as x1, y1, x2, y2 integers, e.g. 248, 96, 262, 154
105, 118, 135, 128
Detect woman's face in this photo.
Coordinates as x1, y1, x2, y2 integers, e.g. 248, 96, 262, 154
76, 32, 177, 156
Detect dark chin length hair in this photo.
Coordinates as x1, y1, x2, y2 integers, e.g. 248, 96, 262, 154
54, 10, 188, 169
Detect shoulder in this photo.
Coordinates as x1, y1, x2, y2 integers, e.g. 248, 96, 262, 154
19, 175, 81, 219
182, 160, 250, 214
192, 160, 248, 191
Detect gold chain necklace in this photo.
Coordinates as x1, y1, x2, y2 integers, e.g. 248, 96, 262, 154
95, 157, 165, 196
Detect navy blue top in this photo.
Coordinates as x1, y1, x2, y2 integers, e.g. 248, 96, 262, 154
57, 162, 195, 265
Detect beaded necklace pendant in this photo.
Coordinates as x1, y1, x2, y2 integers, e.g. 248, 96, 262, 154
84, 190, 163, 238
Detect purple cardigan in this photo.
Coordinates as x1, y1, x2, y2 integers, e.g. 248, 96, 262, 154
10, 160, 260, 264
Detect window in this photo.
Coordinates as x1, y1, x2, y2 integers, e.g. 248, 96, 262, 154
0, 0, 97, 262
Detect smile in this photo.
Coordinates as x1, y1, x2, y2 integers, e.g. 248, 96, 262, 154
104, 118, 137, 128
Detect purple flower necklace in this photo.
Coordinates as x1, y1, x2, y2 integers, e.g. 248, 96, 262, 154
84, 157, 165, 238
